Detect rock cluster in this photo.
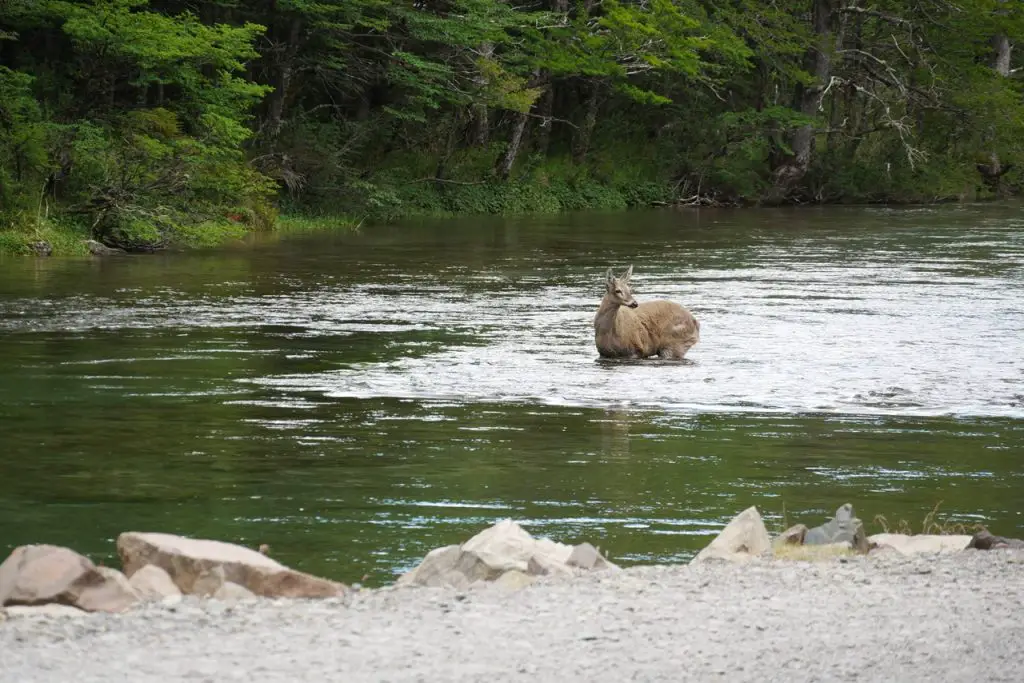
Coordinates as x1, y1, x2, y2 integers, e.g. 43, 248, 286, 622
691, 503, 1021, 563
0, 532, 347, 616
397, 519, 618, 590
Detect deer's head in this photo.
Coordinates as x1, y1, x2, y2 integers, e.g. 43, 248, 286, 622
604, 265, 638, 308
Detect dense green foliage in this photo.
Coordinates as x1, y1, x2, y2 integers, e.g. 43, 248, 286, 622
2, 0, 1023, 252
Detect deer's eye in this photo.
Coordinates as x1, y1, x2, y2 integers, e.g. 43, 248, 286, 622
614, 289, 622, 295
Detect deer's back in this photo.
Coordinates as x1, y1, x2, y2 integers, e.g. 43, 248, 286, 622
635, 300, 699, 336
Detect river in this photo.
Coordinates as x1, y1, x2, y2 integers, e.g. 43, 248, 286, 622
1, 205, 1022, 585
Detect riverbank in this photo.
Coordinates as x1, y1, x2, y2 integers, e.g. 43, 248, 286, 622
2, 172, 1003, 258
3, 549, 1022, 683
0, 169, 672, 257
0, 212, 363, 257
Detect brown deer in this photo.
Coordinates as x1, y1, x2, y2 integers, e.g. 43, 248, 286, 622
594, 265, 700, 359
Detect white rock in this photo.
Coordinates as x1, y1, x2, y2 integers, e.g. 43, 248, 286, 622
0, 545, 138, 613
869, 534, 973, 555
398, 520, 618, 588
462, 519, 573, 576
691, 507, 772, 564
128, 565, 182, 601
117, 532, 346, 599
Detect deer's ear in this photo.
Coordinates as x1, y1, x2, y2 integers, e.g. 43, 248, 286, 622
605, 268, 615, 284
620, 265, 633, 281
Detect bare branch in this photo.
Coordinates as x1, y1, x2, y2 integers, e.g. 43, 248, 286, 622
839, 6, 912, 26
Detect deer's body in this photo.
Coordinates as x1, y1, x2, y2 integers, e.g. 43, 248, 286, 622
594, 266, 699, 360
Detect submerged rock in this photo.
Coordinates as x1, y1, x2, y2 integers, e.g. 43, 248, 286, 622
691, 506, 772, 564
398, 519, 618, 589
0, 545, 139, 613
117, 532, 346, 599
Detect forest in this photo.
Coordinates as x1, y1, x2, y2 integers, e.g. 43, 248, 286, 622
1, 0, 1023, 253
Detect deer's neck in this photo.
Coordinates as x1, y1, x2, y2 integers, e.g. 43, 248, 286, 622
595, 297, 630, 332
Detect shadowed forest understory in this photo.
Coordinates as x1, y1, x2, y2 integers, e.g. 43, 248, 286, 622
1, 0, 1023, 253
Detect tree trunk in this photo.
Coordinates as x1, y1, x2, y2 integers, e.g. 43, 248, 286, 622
993, 34, 1012, 77
496, 111, 529, 180
534, 82, 555, 158
472, 42, 495, 147
265, 16, 303, 140
978, 35, 1014, 196
436, 111, 460, 181
532, 0, 568, 157
571, 80, 601, 164
767, 0, 836, 202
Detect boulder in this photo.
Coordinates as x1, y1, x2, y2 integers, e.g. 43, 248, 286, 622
804, 504, 869, 553
398, 520, 617, 588
566, 543, 614, 571
128, 565, 182, 602
396, 546, 465, 588
117, 532, 346, 599
95, 567, 140, 604
0, 545, 139, 613
85, 239, 125, 256
868, 534, 972, 555
691, 506, 772, 564
967, 529, 1024, 550
461, 519, 573, 575
30, 241, 53, 257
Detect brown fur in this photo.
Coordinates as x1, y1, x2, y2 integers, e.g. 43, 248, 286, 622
594, 265, 700, 359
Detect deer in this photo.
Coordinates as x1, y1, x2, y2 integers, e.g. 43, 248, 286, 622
593, 265, 700, 360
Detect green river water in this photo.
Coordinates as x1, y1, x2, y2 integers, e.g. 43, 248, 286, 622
1, 205, 1022, 585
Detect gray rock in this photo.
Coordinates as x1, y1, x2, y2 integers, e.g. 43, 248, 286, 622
86, 239, 125, 256
804, 504, 869, 552
30, 241, 52, 257
396, 545, 463, 588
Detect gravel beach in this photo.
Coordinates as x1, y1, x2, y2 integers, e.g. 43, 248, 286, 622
2, 550, 1023, 683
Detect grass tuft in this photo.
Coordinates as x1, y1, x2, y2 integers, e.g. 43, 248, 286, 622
872, 501, 983, 536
